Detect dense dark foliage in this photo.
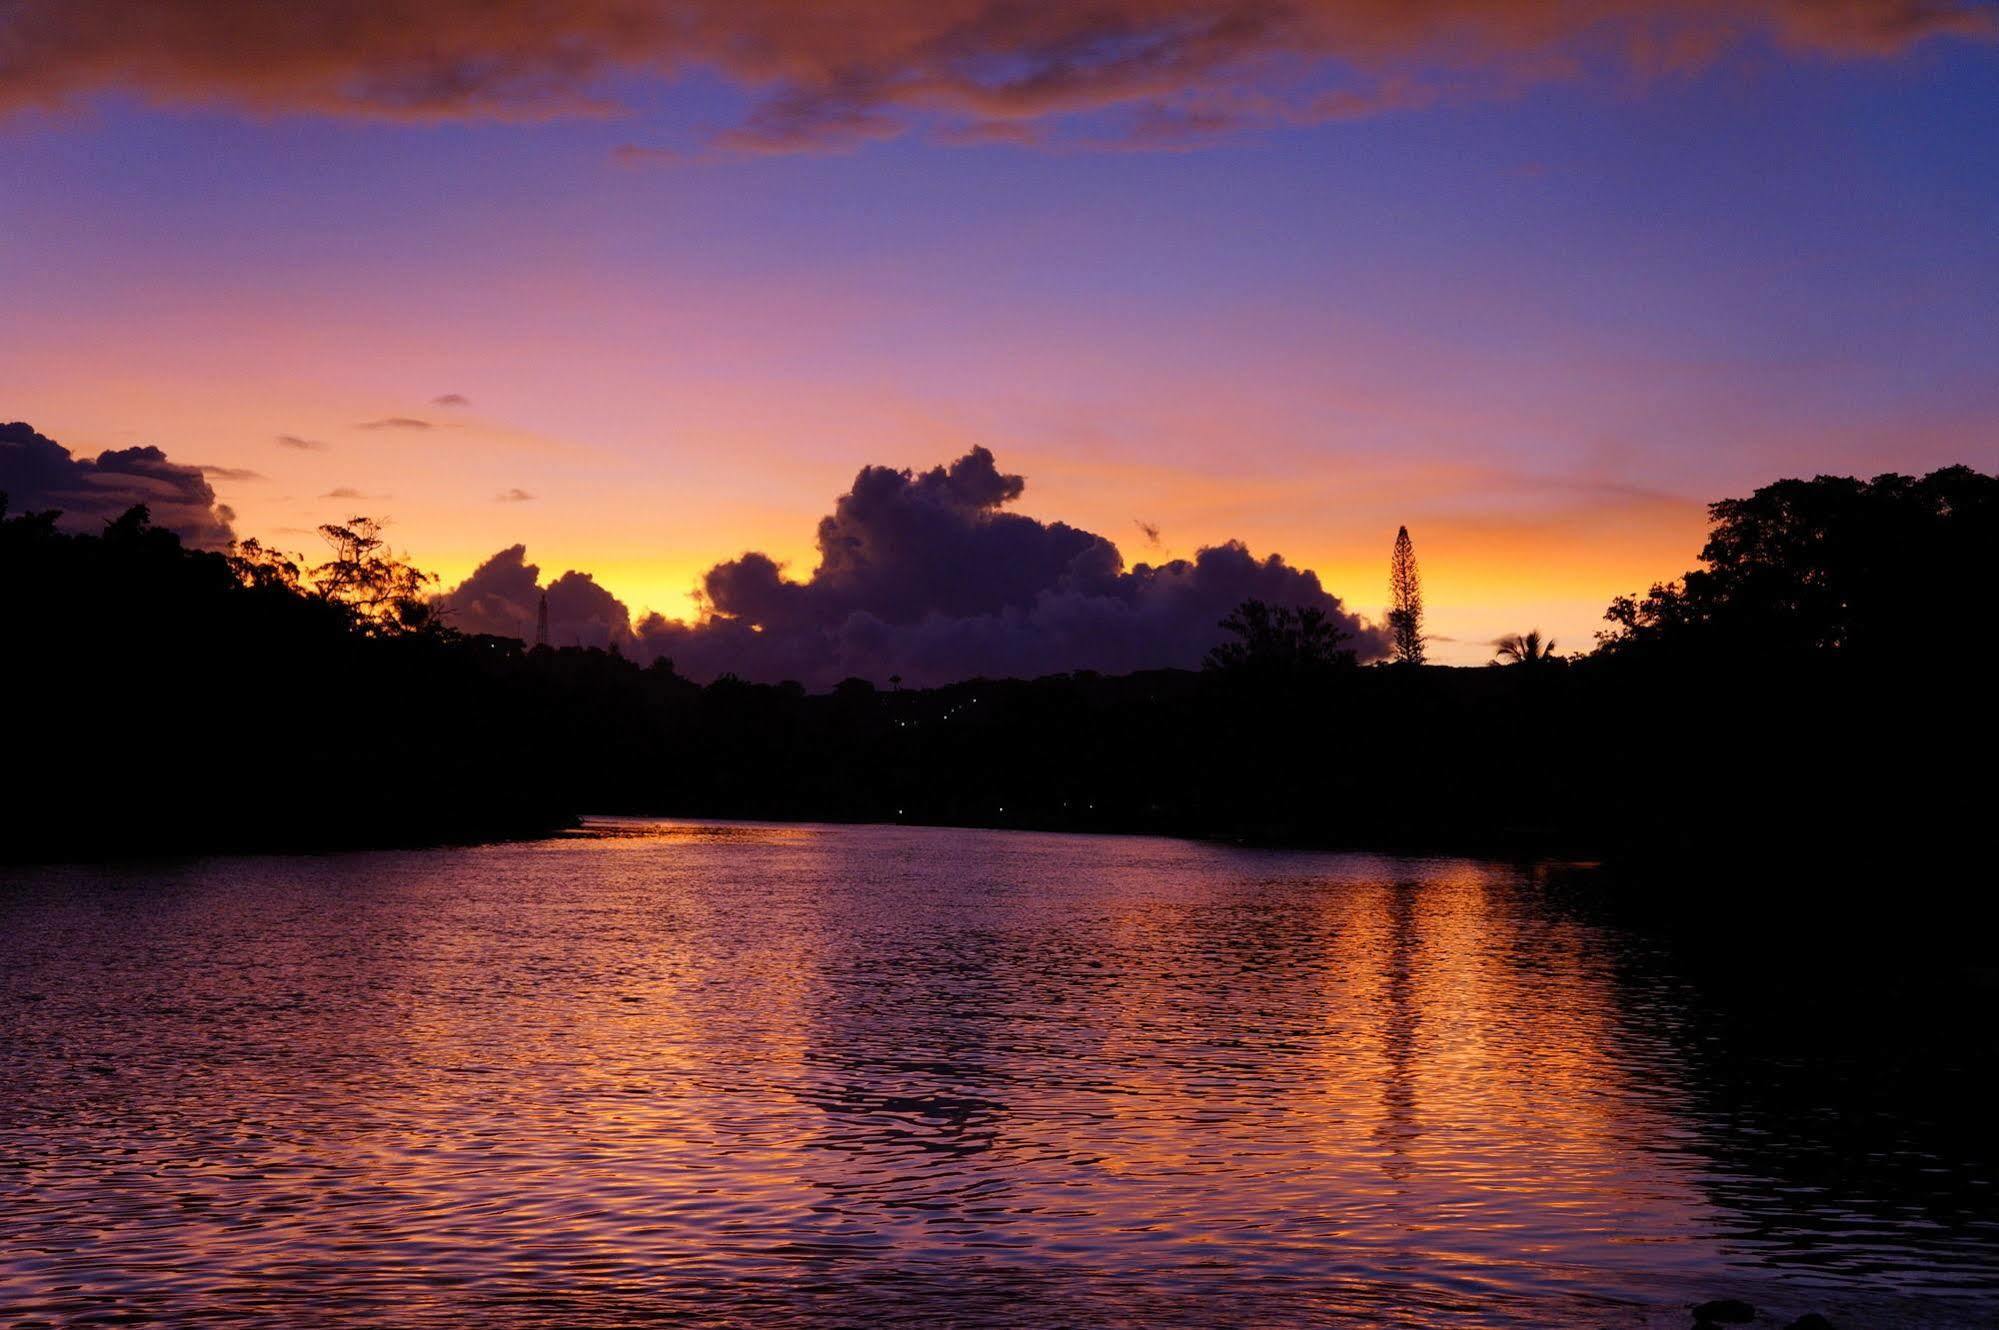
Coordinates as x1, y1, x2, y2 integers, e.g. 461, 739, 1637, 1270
4, 466, 1993, 880
2, 501, 608, 857
1598, 464, 1999, 663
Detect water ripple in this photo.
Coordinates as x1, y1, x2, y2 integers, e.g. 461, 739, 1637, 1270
1, 822, 1994, 1327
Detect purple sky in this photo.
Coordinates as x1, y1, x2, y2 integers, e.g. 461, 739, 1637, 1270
3, 2, 1995, 666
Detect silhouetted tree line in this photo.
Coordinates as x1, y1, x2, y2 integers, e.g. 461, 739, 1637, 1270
4, 465, 1994, 878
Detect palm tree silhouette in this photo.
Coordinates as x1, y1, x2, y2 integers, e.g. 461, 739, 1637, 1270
1492, 630, 1558, 665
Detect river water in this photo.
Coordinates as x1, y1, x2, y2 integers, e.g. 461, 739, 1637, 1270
2, 821, 1993, 1327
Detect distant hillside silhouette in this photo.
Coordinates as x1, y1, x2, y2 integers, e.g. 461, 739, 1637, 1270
4, 465, 1993, 882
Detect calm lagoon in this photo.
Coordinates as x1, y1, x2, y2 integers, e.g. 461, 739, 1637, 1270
3, 821, 1993, 1327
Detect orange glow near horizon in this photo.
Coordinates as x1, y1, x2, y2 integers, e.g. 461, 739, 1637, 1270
0, 359, 1730, 665
7, 46, 1993, 672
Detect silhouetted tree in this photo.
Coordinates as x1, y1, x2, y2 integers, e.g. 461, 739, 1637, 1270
1492, 629, 1558, 665
1206, 598, 1356, 675
1597, 467, 1999, 663
1388, 525, 1425, 665
0, 500, 608, 860
10, 456, 1999, 888
227, 536, 304, 593
312, 517, 437, 634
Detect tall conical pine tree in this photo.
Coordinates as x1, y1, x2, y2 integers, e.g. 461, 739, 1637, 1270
1388, 525, 1425, 665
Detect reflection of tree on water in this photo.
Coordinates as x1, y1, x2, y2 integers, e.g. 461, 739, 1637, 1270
1374, 881, 1421, 1185
1524, 856, 1999, 1308
1589, 903, 1999, 1292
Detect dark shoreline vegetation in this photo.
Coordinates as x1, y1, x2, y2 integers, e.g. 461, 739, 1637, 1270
5, 463, 1994, 901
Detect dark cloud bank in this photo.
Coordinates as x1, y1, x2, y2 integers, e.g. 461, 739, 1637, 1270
1, 421, 235, 547
440, 446, 1384, 688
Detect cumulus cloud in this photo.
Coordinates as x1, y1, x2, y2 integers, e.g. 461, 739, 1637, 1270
433, 545, 632, 650
436, 446, 1375, 685
629, 445, 1384, 686
1, 421, 236, 547
0, 2, 1985, 151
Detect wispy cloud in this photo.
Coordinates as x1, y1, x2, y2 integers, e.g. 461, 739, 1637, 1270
199, 465, 264, 481
431, 393, 470, 407
357, 417, 432, 431
496, 487, 535, 502
612, 142, 691, 167
275, 434, 326, 451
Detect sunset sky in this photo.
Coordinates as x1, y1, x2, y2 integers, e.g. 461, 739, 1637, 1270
4, 2, 1996, 664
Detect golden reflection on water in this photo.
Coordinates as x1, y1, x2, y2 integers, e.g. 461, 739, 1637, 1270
0, 824, 1992, 1328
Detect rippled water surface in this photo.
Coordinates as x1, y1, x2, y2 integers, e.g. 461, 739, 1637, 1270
3, 822, 1995, 1328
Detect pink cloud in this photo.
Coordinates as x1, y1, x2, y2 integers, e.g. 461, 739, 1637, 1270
2, 1, 1987, 153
